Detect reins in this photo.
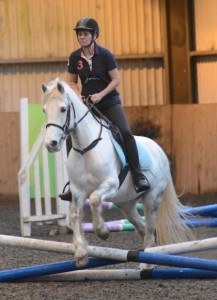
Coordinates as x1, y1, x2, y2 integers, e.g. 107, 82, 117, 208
71, 96, 105, 155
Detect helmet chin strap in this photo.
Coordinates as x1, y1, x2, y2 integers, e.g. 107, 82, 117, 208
82, 39, 95, 48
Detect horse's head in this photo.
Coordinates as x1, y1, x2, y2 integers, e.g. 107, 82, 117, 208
42, 79, 72, 152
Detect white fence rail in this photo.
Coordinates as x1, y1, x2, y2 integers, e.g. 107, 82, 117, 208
18, 98, 70, 237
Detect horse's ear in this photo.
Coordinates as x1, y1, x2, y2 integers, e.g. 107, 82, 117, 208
41, 83, 48, 93
57, 82, 65, 94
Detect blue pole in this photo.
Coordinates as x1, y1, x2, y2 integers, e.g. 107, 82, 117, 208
185, 218, 217, 228
2, 255, 217, 282
83, 218, 217, 233
185, 204, 217, 217
133, 251, 217, 272
0, 258, 121, 282
98, 201, 217, 217
141, 268, 217, 279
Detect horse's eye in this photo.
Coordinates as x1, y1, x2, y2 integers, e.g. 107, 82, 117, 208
61, 107, 66, 113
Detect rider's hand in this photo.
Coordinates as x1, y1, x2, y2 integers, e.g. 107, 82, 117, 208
90, 93, 102, 103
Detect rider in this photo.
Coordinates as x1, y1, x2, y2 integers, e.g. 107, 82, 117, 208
59, 17, 150, 200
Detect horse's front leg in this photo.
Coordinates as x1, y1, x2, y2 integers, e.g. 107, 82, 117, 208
70, 193, 88, 267
89, 178, 118, 240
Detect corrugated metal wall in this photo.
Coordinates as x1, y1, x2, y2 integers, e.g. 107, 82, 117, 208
0, 0, 166, 112
194, 0, 217, 51
193, 0, 217, 103
0, 63, 68, 112
0, 0, 164, 58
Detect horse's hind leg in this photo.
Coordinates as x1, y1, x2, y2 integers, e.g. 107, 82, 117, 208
139, 192, 161, 269
117, 201, 146, 238
142, 193, 161, 249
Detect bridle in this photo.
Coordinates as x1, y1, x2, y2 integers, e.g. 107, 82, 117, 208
46, 98, 74, 136
45, 95, 104, 155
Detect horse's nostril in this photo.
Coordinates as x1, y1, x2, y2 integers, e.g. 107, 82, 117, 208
50, 140, 58, 148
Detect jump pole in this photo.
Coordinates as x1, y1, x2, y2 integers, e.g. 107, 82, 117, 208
84, 199, 217, 217
2, 260, 217, 282
0, 258, 121, 282
82, 218, 217, 233
185, 218, 217, 228
1, 235, 217, 272
28, 268, 217, 281
186, 204, 217, 217
2, 258, 217, 282
1, 235, 217, 257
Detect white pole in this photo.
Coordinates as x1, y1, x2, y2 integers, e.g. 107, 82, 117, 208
19, 98, 31, 236
29, 269, 142, 281
1, 235, 217, 259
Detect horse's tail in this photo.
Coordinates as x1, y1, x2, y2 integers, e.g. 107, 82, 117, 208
156, 179, 194, 245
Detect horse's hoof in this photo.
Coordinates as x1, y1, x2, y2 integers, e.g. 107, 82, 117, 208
95, 227, 110, 240
76, 255, 89, 268
49, 225, 59, 236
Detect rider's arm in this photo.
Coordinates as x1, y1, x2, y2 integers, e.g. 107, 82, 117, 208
90, 68, 120, 103
68, 72, 81, 97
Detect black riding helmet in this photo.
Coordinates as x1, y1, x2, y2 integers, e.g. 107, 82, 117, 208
74, 17, 99, 38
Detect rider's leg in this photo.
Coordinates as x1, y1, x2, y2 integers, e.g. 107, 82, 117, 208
101, 104, 150, 193
124, 135, 150, 192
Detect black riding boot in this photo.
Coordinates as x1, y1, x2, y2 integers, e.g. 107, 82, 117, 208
125, 137, 150, 193
59, 136, 72, 201
59, 181, 72, 201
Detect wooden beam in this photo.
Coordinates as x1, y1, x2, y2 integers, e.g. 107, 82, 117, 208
166, 0, 192, 103
0, 54, 164, 65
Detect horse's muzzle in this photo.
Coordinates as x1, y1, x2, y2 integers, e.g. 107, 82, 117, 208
45, 140, 61, 152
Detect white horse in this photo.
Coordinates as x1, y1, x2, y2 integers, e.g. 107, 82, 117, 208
42, 78, 194, 267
